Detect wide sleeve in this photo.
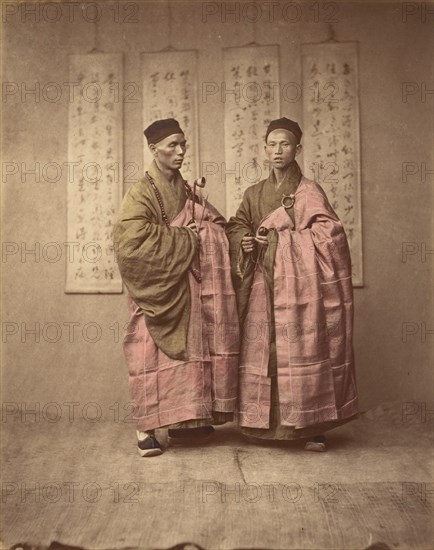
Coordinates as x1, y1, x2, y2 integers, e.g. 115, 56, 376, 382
289, 184, 352, 284
225, 188, 258, 282
113, 180, 199, 360
225, 188, 259, 324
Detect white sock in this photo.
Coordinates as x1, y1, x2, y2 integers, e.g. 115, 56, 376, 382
136, 430, 152, 441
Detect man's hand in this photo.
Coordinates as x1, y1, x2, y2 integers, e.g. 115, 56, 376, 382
255, 227, 269, 247
241, 235, 256, 253
186, 220, 199, 238
254, 234, 269, 247
186, 220, 197, 231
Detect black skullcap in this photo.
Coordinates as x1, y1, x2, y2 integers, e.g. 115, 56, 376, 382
265, 117, 302, 144
144, 118, 184, 144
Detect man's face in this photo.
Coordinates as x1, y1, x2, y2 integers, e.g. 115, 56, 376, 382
150, 133, 187, 171
264, 129, 300, 170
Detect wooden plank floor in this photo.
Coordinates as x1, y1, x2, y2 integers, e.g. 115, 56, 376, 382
1, 403, 433, 550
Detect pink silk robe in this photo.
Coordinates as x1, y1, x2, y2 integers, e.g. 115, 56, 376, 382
122, 197, 239, 431
229, 177, 358, 430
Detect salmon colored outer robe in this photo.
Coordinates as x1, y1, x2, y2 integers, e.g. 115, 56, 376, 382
115, 166, 239, 431
228, 176, 358, 430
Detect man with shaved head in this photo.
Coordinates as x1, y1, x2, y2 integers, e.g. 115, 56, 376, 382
114, 119, 238, 456
226, 117, 358, 450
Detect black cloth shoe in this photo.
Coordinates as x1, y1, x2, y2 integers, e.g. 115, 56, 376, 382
137, 432, 163, 457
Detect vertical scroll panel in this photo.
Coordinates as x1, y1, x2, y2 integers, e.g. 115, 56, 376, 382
66, 53, 123, 293
141, 50, 199, 183
302, 42, 363, 286
224, 45, 280, 217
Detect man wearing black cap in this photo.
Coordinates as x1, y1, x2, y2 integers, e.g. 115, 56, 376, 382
226, 117, 358, 451
114, 119, 238, 456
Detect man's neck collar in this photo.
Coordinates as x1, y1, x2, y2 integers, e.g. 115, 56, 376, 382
149, 159, 180, 185
269, 161, 302, 189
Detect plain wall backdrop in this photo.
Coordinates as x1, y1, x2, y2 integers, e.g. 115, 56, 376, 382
2, 0, 433, 419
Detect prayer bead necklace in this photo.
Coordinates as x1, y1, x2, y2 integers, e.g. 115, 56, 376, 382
145, 172, 170, 226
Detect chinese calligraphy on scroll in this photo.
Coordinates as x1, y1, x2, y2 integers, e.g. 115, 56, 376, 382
224, 45, 280, 217
302, 41, 363, 286
66, 53, 123, 293
142, 50, 199, 182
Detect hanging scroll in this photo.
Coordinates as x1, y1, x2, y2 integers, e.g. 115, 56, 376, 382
302, 41, 363, 286
66, 53, 123, 293
224, 45, 280, 217
142, 50, 199, 182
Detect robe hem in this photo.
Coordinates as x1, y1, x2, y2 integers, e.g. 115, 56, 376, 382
135, 401, 237, 431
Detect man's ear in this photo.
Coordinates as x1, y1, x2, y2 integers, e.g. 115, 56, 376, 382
295, 144, 302, 156
149, 144, 157, 158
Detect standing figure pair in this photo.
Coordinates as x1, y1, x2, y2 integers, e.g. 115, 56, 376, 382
114, 117, 357, 456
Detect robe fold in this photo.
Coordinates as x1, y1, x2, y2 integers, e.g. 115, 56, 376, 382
226, 163, 358, 438
114, 161, 239, 431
